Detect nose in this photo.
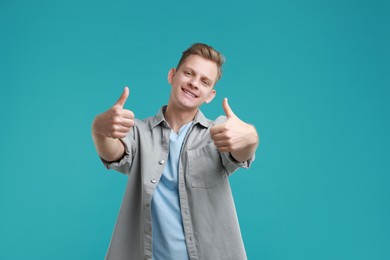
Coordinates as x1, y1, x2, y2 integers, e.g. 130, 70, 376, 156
188, 77, 199, 89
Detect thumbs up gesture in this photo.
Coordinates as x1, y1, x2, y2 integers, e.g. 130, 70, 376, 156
92, 87, 135, 139
210, 98, 259, 162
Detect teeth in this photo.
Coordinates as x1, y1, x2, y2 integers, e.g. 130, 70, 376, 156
183, 89, 196, 98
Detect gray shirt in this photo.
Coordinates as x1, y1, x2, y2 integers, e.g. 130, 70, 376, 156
101, 107, 254, 260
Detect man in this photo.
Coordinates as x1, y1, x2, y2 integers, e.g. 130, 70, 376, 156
92, 43, 259, 260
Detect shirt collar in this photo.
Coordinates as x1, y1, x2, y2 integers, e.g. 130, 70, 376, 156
152, 106, 210, 128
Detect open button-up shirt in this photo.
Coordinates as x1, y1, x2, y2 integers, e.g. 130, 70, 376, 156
101, 107, 254, 260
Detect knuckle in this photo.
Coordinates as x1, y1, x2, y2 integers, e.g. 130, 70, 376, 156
110, 125, 118, 132
219, 147, 228, 152
111, 107, 121, 116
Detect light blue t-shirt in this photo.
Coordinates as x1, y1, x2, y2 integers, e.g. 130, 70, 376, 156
151, 122, 192, 260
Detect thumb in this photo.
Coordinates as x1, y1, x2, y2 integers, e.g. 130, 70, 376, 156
223, 98, 235, 118
115, 86, 129, 107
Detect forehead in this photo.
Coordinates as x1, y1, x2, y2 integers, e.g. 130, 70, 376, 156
179, 55, 218, 81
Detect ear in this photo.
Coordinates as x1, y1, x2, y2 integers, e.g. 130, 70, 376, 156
167, 68, 176, 84
205, 89, 216, 104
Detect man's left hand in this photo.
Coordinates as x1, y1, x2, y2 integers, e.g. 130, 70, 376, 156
210, 98, 259, 162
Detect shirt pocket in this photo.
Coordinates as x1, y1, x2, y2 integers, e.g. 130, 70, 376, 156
187, 143, 227, 189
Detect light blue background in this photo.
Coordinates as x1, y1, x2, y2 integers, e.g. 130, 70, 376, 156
1, 0, 389, 259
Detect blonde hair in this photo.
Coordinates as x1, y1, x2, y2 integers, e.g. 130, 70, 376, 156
177, 43, 225, 81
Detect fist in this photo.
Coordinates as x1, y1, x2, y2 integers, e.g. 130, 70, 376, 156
92, 87, 135, 139
210, 98, 258, 153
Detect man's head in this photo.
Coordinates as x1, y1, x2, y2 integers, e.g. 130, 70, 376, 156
176, 43, 225, 82
167, 43, 224, 112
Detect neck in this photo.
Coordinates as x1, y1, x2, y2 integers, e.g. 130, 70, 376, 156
164, 104, 197, 133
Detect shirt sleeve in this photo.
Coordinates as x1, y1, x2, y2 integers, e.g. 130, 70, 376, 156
100, 127, 137, 175
220, 151, 255, 176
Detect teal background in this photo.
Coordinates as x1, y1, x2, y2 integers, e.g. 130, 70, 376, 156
1, 0, 389, 259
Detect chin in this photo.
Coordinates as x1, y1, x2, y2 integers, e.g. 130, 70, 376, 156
178, 101, 200, 111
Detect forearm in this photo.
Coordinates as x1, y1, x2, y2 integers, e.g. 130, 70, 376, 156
92, 133, 125, 162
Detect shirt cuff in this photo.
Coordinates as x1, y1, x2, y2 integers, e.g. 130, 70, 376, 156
100, 138, 132, 172
222, 152, 255, 175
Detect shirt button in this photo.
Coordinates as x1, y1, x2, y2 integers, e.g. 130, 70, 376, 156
151, 179, 157, 184
159, 159, 165, 165
146, 203, 149, 207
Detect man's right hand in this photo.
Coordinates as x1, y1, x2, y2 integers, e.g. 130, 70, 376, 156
92, 87, 135, 139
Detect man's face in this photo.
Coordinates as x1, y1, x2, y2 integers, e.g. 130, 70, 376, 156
168, 55, 218, 111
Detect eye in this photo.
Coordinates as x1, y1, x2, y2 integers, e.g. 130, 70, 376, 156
202, 80, 210, 87
184, 71, 192, 76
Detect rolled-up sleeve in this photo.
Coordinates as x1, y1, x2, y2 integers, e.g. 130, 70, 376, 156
100, 128, 137, 175
221, 152, 255, 175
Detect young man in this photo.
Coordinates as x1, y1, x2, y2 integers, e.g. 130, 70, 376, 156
92, 43, 259, 260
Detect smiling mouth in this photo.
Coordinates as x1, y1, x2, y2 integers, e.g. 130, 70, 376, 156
181, 88, 198, 98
